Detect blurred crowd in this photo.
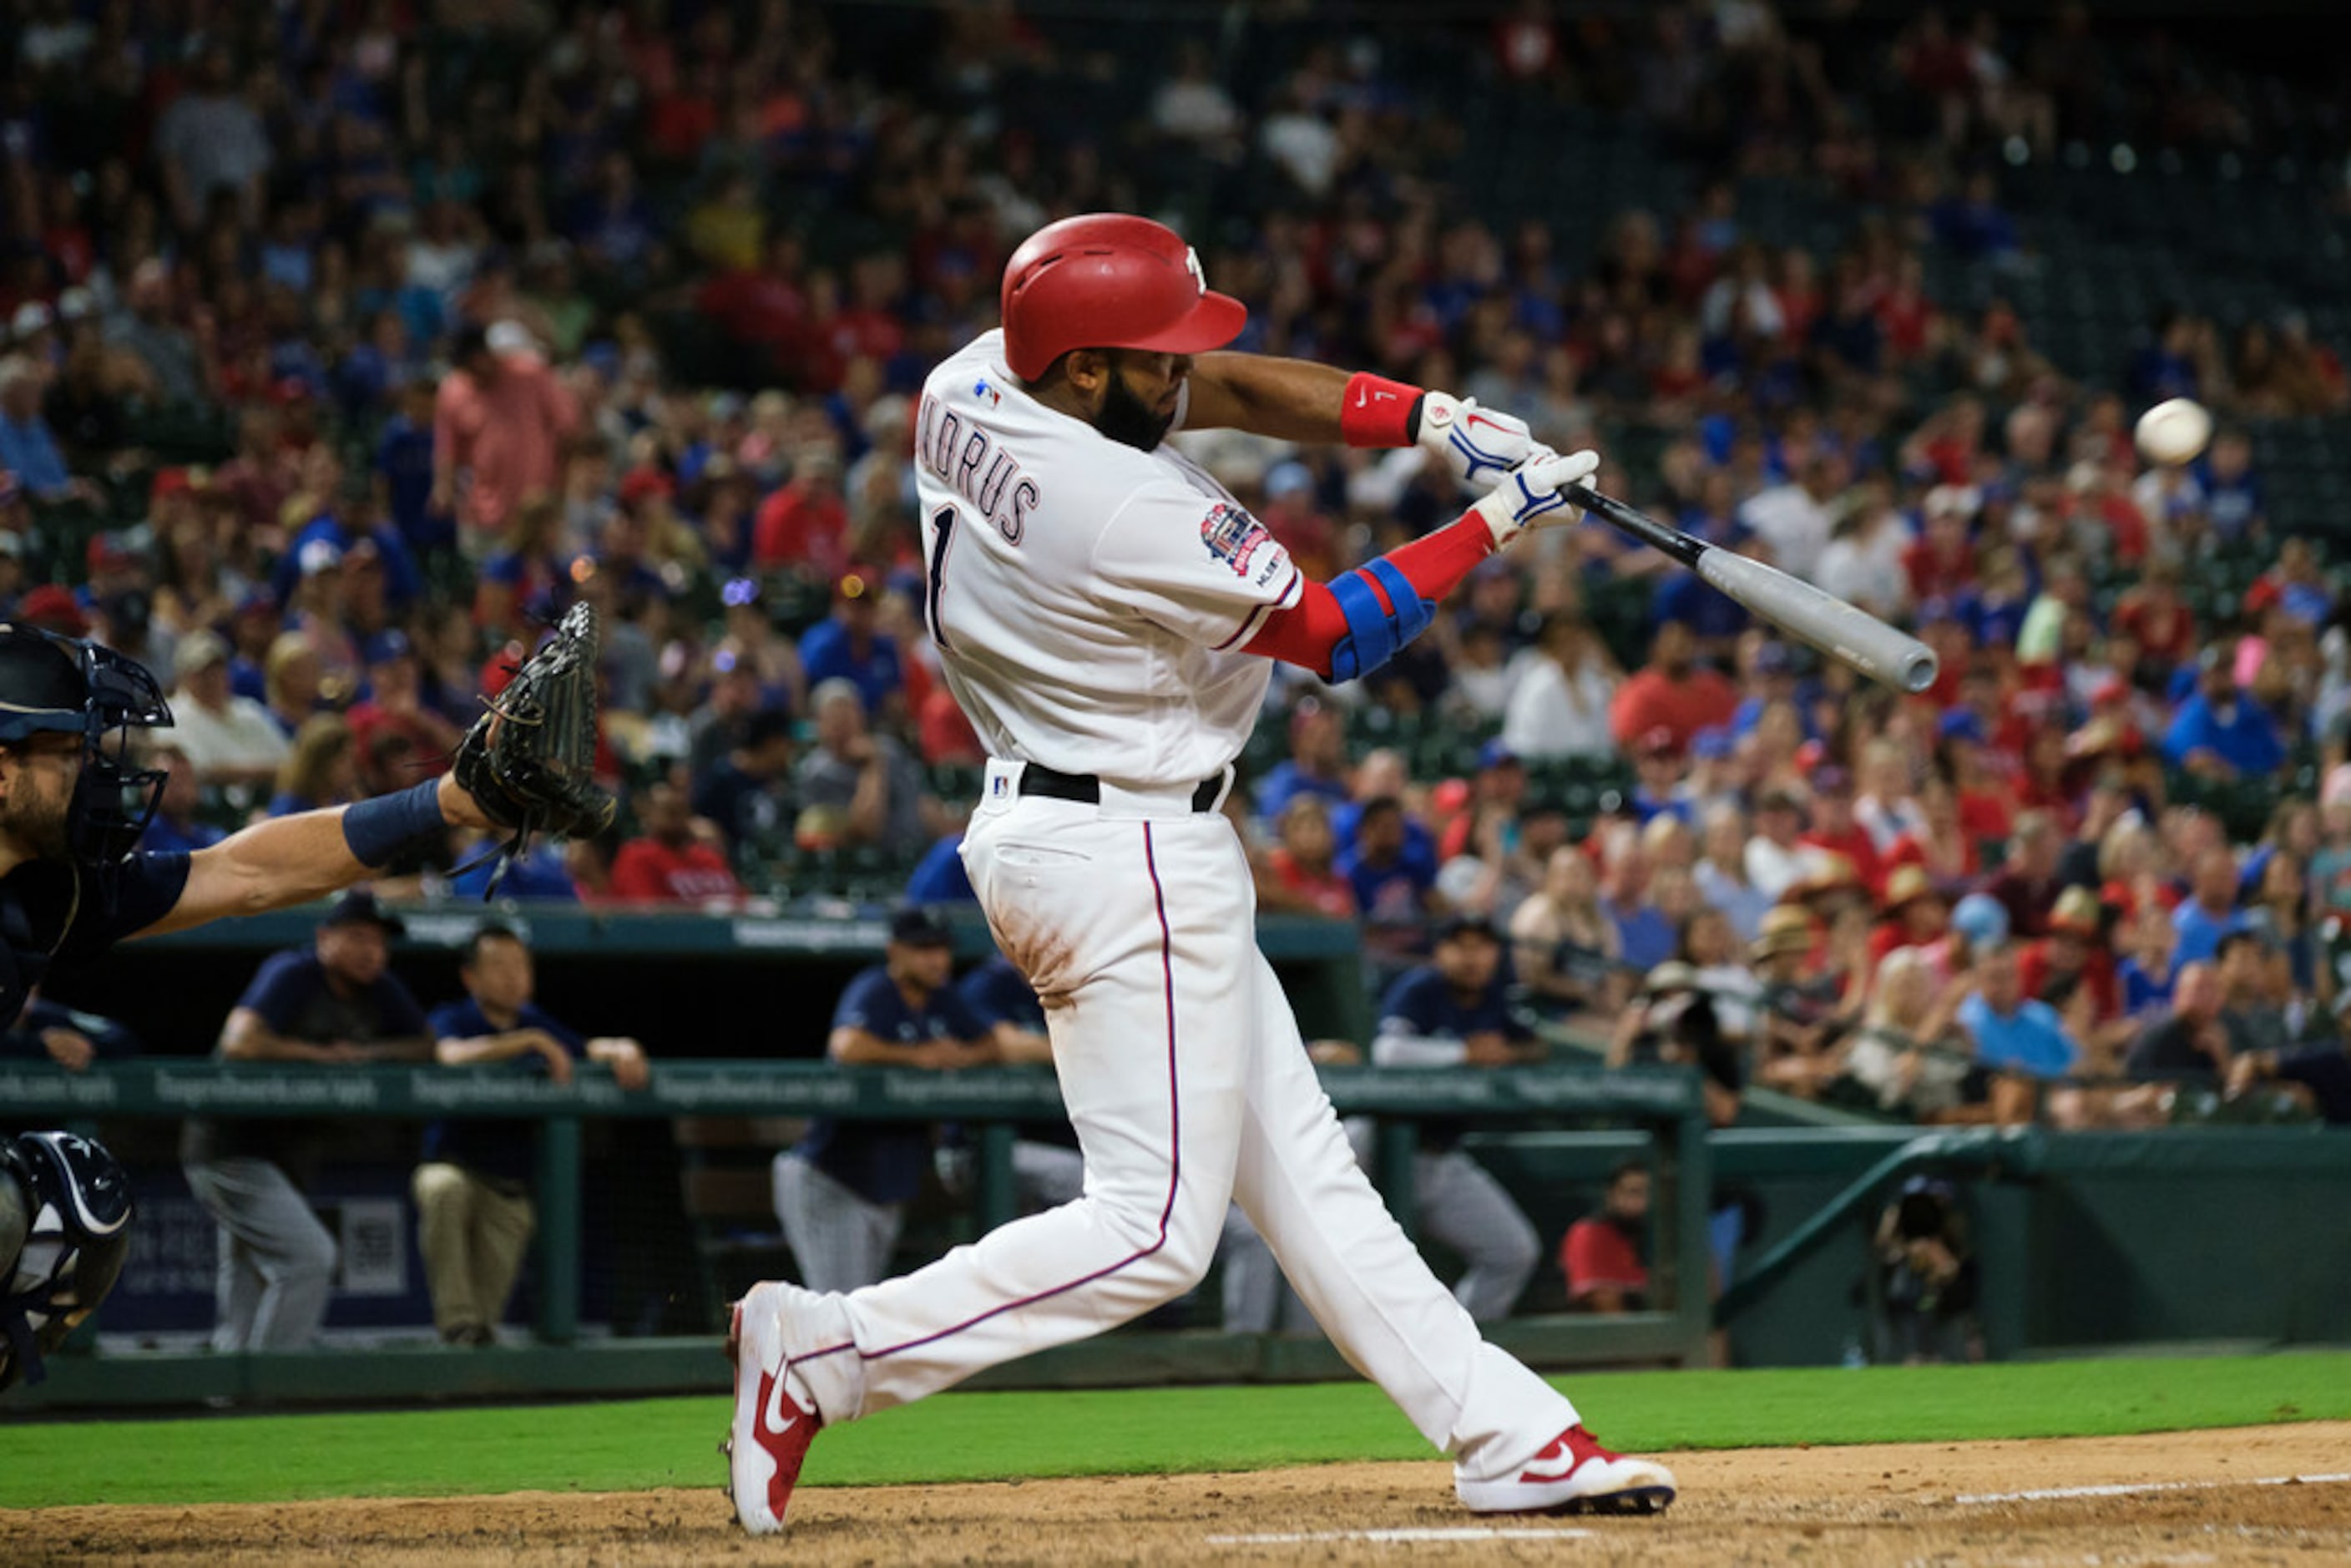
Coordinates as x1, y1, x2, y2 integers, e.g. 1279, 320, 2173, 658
3, 3, 2350, 1135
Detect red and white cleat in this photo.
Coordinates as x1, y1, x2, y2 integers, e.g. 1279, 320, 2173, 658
1457, 1425, 1676, 1516
723, 1282, 822, 1535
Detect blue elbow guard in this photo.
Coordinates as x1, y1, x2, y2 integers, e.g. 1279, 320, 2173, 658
1327, 558, 1437, 683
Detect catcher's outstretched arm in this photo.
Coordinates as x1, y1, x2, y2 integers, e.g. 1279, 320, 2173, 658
130, 773, 498, 939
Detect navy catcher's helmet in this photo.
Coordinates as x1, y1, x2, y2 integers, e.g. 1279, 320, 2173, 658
1, 1130, 134, 1391
0, 625, 174, 866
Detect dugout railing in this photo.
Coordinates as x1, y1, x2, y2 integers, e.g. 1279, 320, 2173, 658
2, 1059, 1715, 1410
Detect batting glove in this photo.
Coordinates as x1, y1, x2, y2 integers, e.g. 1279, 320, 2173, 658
1471, 448, 1600, 548
1416, 393, 1535, 493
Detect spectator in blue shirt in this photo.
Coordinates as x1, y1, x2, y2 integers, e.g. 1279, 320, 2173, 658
1600, 837, 1679, 974
2196, 430, 2264, 541
690, 707, 798, 857
417, 923, 648, 1344
375, 379, 447, 554
1955, 943, 2080, 1082
1253, 699, 1352, 823
2172, 847, 2249, 967
136, 741, 229, 857
1369, 914, 1545, 1323
904, 832, 978, 904
774, 907, 995, 1292
797, 569, 904, 716
1929, 170, 2020, 263
0, 357, 82, 501
1337, 796, 1443, 928
2161, 649, 2285, 779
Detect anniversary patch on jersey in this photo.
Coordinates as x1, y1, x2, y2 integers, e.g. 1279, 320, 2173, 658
1201, 503, 1277, 579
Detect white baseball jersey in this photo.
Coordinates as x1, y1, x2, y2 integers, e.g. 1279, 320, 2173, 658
912, 330, 1303, 787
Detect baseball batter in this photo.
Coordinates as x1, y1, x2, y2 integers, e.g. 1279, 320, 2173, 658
728, 213, 1676, 1530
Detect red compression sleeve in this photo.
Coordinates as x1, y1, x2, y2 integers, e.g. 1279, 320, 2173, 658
1339, 372, 1425, 448
1245, 514, 1497, 677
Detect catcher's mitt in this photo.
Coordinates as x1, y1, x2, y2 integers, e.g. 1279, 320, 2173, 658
453, 601, 617, 896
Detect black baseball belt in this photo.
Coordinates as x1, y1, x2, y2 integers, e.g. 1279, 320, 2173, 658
1016, 763, 1224, 813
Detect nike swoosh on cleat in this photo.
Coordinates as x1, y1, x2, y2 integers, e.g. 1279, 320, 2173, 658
1518, 1459, 1590, 1484
761, 1363, 801, 1437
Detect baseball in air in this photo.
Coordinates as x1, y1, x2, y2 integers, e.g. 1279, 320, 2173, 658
2135, 397, 2212, 467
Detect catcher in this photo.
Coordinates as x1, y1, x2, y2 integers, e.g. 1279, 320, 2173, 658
0, 608, 611, 1376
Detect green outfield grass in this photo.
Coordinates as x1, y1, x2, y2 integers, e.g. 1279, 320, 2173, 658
6, 1353, 2348, 1510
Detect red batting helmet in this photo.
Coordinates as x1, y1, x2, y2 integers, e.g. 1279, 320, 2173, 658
999, 214, 1247, 382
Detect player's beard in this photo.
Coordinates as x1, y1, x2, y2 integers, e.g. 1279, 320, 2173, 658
1093, 372, 1175, 453
6, 769, 73, 860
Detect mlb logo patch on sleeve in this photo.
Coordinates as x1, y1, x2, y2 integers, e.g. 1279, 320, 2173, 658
1201, 503, 1275, 579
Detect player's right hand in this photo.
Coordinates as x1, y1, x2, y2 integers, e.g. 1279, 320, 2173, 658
1416, 393, 1535, 493
1471, 448, 1600, 547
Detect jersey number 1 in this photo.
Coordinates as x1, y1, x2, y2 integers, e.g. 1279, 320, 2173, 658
924, 504, 958, 652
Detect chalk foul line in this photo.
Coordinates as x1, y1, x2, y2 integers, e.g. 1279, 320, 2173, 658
1956, 1472, 2351, 1505
1205, 1527, 1596, 1545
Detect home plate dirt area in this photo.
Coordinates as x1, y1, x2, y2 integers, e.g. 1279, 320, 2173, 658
14, 1422, 2351, 1565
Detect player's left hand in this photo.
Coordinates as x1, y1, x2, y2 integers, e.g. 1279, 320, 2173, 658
1471, 448, 1601, 547
1415, 394, 1535, 493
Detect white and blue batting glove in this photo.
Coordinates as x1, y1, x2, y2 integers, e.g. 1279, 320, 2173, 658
1472, 448, 1600, 548
1417, 393, 1535, 493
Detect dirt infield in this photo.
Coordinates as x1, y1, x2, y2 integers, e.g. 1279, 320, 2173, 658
14, 1421, 2350, 1565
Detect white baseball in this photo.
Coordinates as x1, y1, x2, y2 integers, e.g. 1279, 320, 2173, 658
2135, 397, 2212, 467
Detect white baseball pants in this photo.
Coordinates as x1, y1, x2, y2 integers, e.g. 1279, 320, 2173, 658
782, 765, 1575, 1484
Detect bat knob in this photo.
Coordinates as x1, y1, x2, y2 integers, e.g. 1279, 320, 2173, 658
1898, 648, 1939, 695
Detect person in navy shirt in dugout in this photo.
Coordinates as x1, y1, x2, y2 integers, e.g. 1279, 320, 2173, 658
772, 907, 995, 1292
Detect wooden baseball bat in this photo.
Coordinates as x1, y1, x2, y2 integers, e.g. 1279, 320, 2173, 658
1559, 483, 1939, 695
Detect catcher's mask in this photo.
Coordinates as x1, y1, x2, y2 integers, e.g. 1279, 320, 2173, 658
1, 1130, 134, 1391
0, 625, 174, 867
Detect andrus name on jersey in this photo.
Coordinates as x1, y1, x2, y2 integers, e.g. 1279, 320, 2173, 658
916, 390, 1040, 544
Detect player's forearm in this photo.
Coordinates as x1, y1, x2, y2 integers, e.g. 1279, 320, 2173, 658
220, 1012, 336, 1064
436, 1032, 545, 1066
992, 1024, 1054, 1065
355, 1034, 435, 1064
147, 780, 487, 938
1369, 1030, 1470, 1069
1184, 354, 1356, 443
829, 1029, 935, 1067
1245, 513, 1494, 680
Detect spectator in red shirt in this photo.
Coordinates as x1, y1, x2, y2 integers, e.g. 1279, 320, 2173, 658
2065, 458, 2148, 564
1902, 485, 1978, 604
1987, 811, 2065, 940
2017, 886, 2120, 1021
751, 447, 851, 579
432, 323, 578, 552
609, 780, 746, 904
917, 683, 983, 767
1886, 770, 1983, 895
2111, 562, 2197, 675
1258, 462, 1338, 583
1256, 796, 1357, 919
1799, 766, 1888, 898
1561, 1161, 1651, 1313
346, 630, 463, 787
1609, 619, 1738, 753
695, 234, 814, 381
1936, 709, 2018, 844
1868, 864, 1952, 967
